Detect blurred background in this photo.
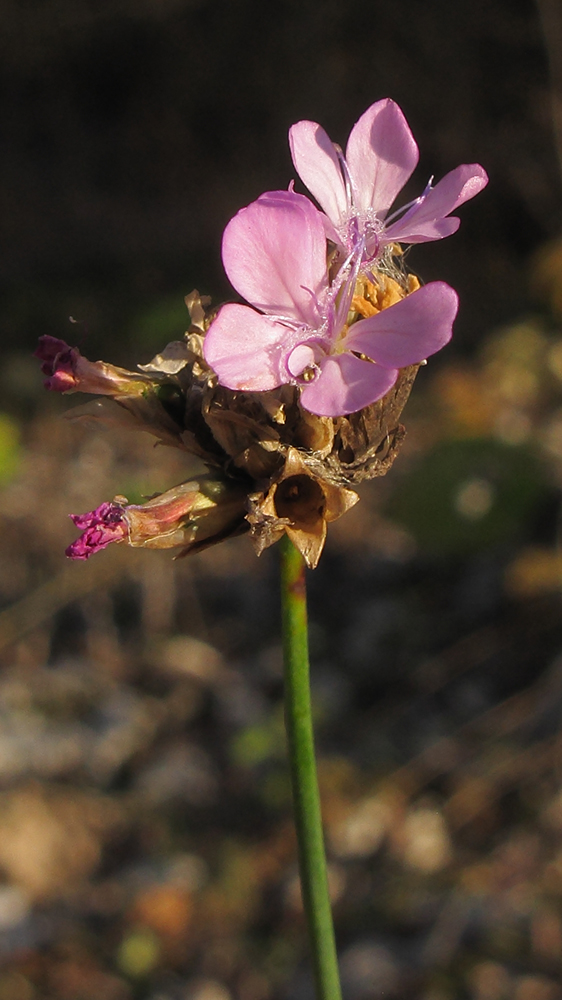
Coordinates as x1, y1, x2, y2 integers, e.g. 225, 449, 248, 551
2, 0, 562, 997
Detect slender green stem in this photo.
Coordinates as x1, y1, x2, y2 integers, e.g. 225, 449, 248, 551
279, 534, 342, 1000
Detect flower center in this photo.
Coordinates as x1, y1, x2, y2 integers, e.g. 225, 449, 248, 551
341, 211, 383, 266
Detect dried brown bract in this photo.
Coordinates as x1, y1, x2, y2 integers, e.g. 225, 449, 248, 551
43, 290, 421, 567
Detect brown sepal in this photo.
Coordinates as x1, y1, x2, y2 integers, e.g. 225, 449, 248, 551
202, 385, 287, 479
326, 364, 420, 484
247, 448, 358, 569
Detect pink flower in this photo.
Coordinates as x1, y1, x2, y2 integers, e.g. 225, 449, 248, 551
289, 99, 488, 270
203, 190, 458, 417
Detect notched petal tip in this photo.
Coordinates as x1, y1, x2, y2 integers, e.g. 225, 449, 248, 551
384, 162, 488, 244
346, 98, 419, 217
289, 119, 349, 227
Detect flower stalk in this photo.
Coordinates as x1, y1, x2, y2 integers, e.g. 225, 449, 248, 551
279, 534, 342, 1000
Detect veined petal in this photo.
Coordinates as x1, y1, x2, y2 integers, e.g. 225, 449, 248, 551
384, 163, 488, 243
203, 303, 293, 392
289, 121, 349, 227
222, 190, 329, 327
300, 353, 398, 417
384, 216, 461, 244
345, 282, 458, 368
345, 99, 419, 217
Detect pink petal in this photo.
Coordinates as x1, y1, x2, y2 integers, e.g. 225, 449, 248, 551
345, 99, 419, 217
289, 121, 349, 227
384, 163, 488, 243
300, 353, 398, 417
345, 282, 458, 368
321, 213, 342, 245
287, 343, 317, 377
222, 190, 329, 327
384, 216, 461, 244
66, 502, 127, 560
203, 303, 293, 392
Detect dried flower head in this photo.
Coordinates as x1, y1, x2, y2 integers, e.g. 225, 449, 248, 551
41, 291, 426, 567
37, 99, 487, 568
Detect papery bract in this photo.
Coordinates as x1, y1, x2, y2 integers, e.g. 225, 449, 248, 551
204, 190, 458, 417
289, 99, 488, 269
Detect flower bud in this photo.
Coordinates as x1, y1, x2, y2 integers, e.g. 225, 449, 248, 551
66, 476, 249, 560
35, 336, 153, 396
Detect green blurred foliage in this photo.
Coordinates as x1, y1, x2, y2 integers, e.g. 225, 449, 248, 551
117, 928, 161, 979
389, 439, 547, 556
231, 709, 286, 769
130, 294, 193, 354
0, 415, 21, 485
